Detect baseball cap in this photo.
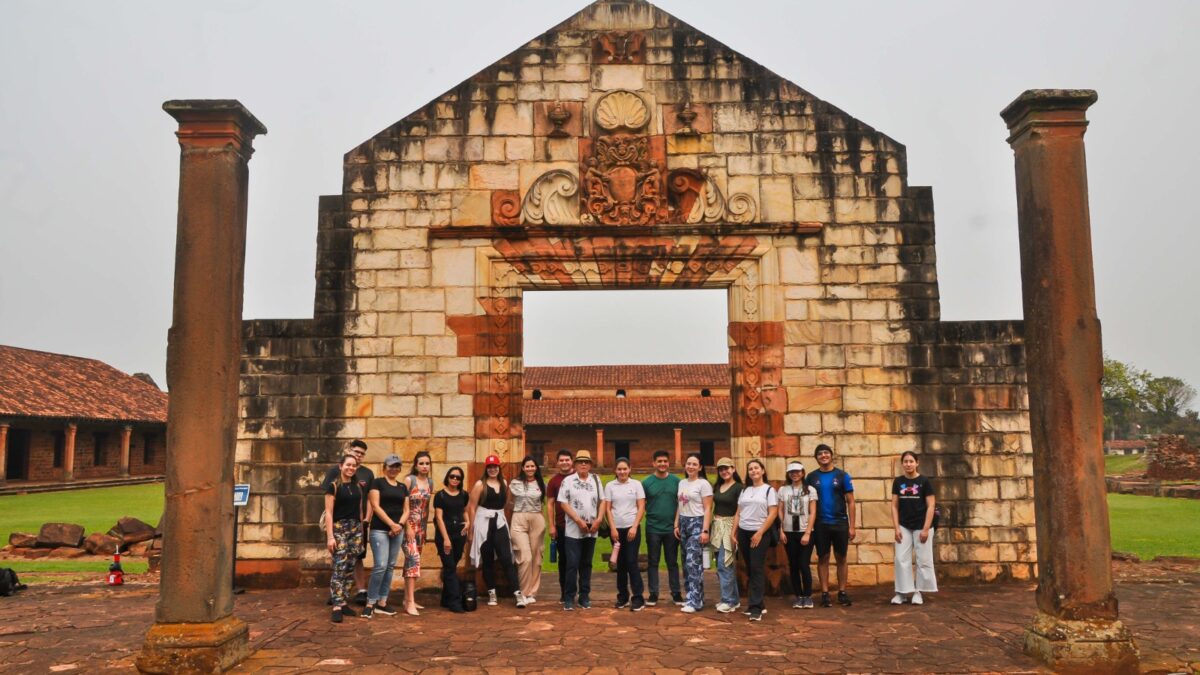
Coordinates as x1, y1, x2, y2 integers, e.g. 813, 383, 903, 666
715, 457, 735, 469
786, 461, 805, 473
485, 454, 502, 466
383, 454, 403, 467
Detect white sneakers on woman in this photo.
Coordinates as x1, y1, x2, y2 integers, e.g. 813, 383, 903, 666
892, 591, 925, 605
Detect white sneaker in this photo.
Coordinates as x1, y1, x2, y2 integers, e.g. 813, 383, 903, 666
524, 596, 536, 605
891, 594, 905, 605
680, 605, 697, 613
911, 592, 924, 605
514, 591, 526, 608
715, 602, 730, 613
487, 589, 498, 606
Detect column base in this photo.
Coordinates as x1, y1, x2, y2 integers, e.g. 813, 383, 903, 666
1024, 611, 1138, 674
136, 615, 249, 674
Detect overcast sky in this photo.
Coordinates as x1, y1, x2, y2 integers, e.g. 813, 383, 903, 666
1, 1, 1196, 407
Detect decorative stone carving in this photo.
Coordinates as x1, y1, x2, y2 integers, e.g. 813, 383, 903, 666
581, 135, 667, 225
667, 169, 759, 224
547, 101, 571, 138
594, 91, 650, 132
491, 190, 521, 226
521, 170, 579, 225
592, 31, 645, 64
675, 101, 699, 137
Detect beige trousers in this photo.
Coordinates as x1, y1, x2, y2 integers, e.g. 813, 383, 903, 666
510, 511, 546, 598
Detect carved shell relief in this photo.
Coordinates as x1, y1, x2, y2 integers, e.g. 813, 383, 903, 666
594, 90, 650, 132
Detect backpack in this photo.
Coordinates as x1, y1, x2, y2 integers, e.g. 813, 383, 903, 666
0, 568, 26, 597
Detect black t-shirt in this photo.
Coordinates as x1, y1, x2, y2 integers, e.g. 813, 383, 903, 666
434, 489, 469, 533
326, 480, 363, 522
892, 475, 935, 531
712, 481, 743, 517
323, 465, 374, 513
369, 478, 409, 531
481, 481, 507, 510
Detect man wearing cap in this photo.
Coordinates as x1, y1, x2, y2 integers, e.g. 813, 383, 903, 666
322, 440, 375, 605
641, 450, 684, 606
556, 449, 602, 610
544, 449, 575, 604
805, 444, 856, 607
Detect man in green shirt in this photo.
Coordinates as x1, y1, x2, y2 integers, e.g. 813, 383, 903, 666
641, 450, 683, 606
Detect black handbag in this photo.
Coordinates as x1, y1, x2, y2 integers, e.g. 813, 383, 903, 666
462, 580, 478, 612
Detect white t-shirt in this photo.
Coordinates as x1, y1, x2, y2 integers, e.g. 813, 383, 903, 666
557, 473, 601, 539
737, 483, 779, 531
778, 484, 818, 533
676, 477, 713, 518
604, 478, 646, 530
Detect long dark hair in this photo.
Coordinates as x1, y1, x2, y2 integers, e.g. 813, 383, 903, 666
684, 452, 707, 482
519, 455, 546, 502
713, 464, 742, 491
409, 450, 432, 476
442, 466, 464, 488
743, 458, 769, 486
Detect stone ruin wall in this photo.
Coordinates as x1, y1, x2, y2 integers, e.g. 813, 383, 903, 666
234, 0, 1035, 589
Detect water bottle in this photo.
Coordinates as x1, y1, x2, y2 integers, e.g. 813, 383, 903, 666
610, 539, 621, 565
702, 546, 712, 569
549, 538, 558, 563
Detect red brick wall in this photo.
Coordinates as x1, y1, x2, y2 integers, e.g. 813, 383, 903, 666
525, 423, 730, 470
6, 423, 165, 482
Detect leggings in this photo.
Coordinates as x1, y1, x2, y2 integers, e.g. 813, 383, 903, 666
480, 517, 520, 593
784, 532, 814, 597
436, 527, 466, 609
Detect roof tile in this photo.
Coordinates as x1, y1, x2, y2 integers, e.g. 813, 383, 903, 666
525, 397, 729, 425
0, 345, 168, 423
525, 364, 727, 388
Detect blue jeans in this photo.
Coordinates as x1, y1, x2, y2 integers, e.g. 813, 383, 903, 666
716, 547, 739, 607
562, 536, 596, 604
367, 528, 402, 604
679, 515, 705, 609
645, 529, 680, 597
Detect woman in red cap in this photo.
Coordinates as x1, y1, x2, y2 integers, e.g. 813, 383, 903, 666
466, 454, 527, 608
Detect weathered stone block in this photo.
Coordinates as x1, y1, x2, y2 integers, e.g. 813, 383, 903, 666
36, 523, 85, 549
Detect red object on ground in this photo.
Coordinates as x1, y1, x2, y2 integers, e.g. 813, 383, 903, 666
107, 548, 124, 586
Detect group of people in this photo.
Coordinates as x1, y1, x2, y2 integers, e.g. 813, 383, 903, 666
322, 440, 939, 623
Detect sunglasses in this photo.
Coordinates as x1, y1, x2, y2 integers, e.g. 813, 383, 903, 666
449, 474, 463, 481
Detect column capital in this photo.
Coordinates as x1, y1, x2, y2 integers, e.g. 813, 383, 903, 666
1001, 89, 1097, 145
163, 100, 267, 157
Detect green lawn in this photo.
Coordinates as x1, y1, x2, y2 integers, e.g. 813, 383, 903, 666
0, 482, 164, 544
1104, 454, 1146, 476
1108, 493, 1200, 560
6, 558, 149, 584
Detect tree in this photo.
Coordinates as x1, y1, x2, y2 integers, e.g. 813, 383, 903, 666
1144, 376, 1197, 425
1102, 357, 1148, 439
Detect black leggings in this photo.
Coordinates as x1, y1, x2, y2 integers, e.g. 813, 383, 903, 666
436, 528, 466, 609
480, 518, 520, 593
784, 532, 814, 597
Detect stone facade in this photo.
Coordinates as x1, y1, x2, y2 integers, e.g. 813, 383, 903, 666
236, 0, 1033, 587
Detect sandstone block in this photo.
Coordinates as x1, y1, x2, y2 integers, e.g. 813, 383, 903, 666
47, 546, 88, 559
8, 532, 37, 548
451, 191, 492, 226
468, 164, 519, 190
411, 313, 446, 336
787, 387, 841, 412
84, 533, 123, 556
759, 176, 794, 222
432, 248, 476, 288
36, 523, 85, 549
593, 64, 645, 90
777, 246, 819, 285
783, 412, 822, 434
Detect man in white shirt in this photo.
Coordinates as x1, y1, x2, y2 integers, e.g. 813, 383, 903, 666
556, 450, 601, 610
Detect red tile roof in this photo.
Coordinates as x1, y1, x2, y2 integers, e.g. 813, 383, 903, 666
0, 345, 168, 424
525, 364, 728, 389
524, 397, 729, 426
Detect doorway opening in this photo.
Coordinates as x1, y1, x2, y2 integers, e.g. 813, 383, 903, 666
5, 428, 31, 481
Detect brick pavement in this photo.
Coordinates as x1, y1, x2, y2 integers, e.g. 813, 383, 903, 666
0, 569, 1197, 673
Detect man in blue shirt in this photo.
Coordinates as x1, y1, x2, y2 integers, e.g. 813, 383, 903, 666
805, 444, 856, 607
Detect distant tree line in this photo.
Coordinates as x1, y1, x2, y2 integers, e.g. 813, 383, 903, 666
1102, 356, 1199, 443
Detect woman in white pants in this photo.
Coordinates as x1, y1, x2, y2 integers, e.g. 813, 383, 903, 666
890, 451, 937, 605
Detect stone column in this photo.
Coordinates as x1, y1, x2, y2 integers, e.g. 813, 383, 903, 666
137, 100, 265, 674
63, 423, 77, 482
0, 423, 8, 485
673, 427, 683, 467
119, 426, 132, 477
1001, 89, 1138, 673
595, 428, 604, 468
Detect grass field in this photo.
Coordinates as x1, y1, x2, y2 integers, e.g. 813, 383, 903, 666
1108, 493, 1200, 559
0, 482, 164, 545
1105, 454, 1146, 476
6, 558, 149, 584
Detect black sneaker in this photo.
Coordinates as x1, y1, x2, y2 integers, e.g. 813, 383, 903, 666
449, 604, 466, 614
326, 597, 334, 606
749, 608, 763, 621
615, 598, 630, 609
374, 604, 397, 616
838, 591, 852, 607
580, 599, 592, 609
362, 605, 374, 619
631, 598, 645, 612
672, 593, 685, 606
354, 591, 368, 606
331, 608, 343, 623
340, 605, 357, 617
821, 592, 832, 608
646, 593, 658, 606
